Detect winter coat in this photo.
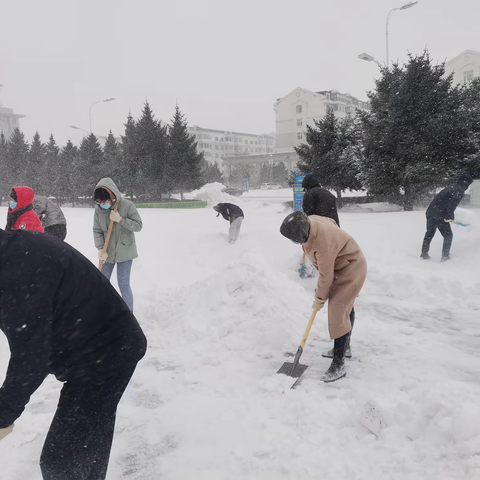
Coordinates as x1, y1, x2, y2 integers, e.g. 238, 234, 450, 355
93, 178, 143, 264
302, 176, 340, 227
33, 195, 67, 229
303, 216, 367, 339
426, 173, 473, 221
215, 203, 244, 223
0, 228, 147, 428
6, 186, 44, 233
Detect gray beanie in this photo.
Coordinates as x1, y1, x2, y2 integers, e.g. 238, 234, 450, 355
280, 211, 310, 244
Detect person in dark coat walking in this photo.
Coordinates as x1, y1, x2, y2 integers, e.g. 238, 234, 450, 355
302, 174, 340, 227
0, 228, 147, 480
5, 186, 44, 233
421, 172, 473, 262
213, 202, 244, 244
33, 195, 67, 240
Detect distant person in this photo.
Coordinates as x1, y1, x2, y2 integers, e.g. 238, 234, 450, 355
34, 195, 67, 241
93, 178, 143, 311
5, 186, 44, 233
302, 174, 340, 227
280, 212, 367, 383
0, 226, 147, 480
213, 202, 244, 244
421, 172, 473, 262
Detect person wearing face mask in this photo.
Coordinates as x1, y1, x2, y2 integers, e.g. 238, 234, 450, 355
280, 211, 367, 382
93, 178, 143, 312
5, 187, 44, 233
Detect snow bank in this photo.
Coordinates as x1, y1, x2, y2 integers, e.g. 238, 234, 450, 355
186, 182, 242, 207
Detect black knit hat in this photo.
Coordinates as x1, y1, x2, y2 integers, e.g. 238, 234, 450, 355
280, 211, 310, 244
456, 172, 473, 190
302, 174, 320, 190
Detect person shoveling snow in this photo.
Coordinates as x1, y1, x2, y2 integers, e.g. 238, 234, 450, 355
213, 203, 244, 244
420, 172, 473, 262
280, 212, 367, 382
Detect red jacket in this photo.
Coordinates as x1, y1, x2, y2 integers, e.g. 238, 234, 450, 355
7, 186, 44, 233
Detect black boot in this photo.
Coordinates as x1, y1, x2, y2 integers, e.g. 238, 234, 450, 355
321, 333, 348, 383
322, 308, 355, 359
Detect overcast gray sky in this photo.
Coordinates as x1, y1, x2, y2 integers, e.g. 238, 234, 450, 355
0, 0, 478, 146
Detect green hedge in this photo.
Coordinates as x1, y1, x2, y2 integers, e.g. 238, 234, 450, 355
136, 201, 208, 209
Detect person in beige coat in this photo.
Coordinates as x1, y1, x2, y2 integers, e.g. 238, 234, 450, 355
280, 211, 367, 382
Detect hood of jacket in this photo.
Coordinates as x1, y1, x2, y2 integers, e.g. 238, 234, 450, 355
9, 186, 35, 212
94, 178, 123, 205
302, 174, 321, 190
456, 172, 473, 190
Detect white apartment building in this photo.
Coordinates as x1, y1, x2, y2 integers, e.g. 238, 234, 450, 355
0, 85, 25, 141
186, 125, 275, 164
444, 50, 480, 85
274, 88, 370, 153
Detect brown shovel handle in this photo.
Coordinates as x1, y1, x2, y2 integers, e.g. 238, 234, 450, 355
98, 204, 118, 271
300, 308, 318, 350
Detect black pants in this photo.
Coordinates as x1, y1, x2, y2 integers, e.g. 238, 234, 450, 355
421, 216, 453, 257
40, 363, 137, 480
44, 224, 67, 241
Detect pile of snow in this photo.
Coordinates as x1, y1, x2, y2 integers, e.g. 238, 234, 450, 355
188, 182, 242, 207
340, 202, 404, 213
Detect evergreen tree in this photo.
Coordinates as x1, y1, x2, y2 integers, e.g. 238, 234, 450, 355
77, 134, 104, 203
27, 132, 46, 193
459, 78, 480, 178
5, 129, 29, 192
121, 113, 138, 199
58, 140, 79, 206
201, 160, 224, 184
296, 110, 362, 202
358, 51, 474, 210
167, 104, 203, 199
103, 131, 122, 187
44, 134, 61, 199
0, 133, 7, 201
134, 101, 168, 201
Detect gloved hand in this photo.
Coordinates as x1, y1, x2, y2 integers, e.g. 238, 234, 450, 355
98, 250, 108, 262
312, 297, 327, 311
0, 424, 14, 442
444, 218, 453, 223
110, 210, 122, 223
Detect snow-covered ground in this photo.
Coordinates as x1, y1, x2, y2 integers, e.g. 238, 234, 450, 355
1, 200, 480, 480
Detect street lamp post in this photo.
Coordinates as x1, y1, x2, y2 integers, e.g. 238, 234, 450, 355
386, 2, 418, 68
89, 97, 116, 133
358, 52, 382, 68
70, 125, 90, 136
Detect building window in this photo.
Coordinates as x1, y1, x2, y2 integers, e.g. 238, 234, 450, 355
215, 145, 218, 150
297, 133, 303, 140
215, 154, 219, 158
297, 119, 302, 126
244, 140, 248, 144
250, 141, 253, 144
464, 70, 475, 83
296, 105, 302, 114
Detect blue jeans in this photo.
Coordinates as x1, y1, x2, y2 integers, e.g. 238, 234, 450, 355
101, 260, 134, 311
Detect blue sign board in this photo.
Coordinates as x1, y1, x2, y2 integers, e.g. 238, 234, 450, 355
293, 173, 306, 211
242, 178, 249, 192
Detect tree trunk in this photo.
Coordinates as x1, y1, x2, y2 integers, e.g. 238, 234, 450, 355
335, 188, 343, 208
403, 185, 414, 211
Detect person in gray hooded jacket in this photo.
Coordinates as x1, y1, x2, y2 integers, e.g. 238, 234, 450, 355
93, 178, 143, 311
33, 195, 67, 240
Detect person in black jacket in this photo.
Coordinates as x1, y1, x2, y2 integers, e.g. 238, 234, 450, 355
213, 202, 244, 244
0, 228, 147, 479
421, 172, 473, 261
302, 174, 340, 227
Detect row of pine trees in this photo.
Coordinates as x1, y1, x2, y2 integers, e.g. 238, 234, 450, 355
0, 103, 224, 205
296, 52, 480, 210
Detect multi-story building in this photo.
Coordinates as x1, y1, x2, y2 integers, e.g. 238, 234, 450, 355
187, 125, 275, 164
274, 88, 370, 153
444, 50, 480, 85
0, 85, 25, 141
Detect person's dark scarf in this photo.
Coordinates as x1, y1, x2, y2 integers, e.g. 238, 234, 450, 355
6, 204, 34, 231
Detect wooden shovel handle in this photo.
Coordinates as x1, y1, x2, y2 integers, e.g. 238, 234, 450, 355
300, 308, 318, 350
98, 204, 118, 271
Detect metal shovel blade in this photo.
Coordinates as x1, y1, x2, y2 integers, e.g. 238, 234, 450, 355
276, 362, 308, 378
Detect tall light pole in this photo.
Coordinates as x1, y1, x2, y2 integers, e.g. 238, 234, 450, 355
89, 97, 115, 133
386, 2, 418, 69
358, 52, 382, 68
70, 125, 90, 136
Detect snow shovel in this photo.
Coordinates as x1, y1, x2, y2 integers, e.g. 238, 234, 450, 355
98, 204, 118, 272
277, 307, 318, 381
446, 219, 470, 227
